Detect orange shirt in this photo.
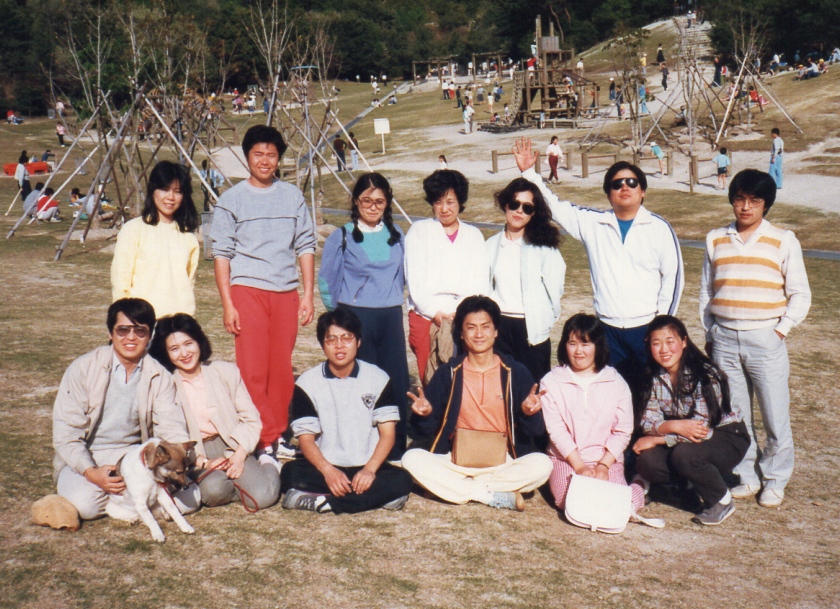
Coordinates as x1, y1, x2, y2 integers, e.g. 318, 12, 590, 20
456, 356, 507, 433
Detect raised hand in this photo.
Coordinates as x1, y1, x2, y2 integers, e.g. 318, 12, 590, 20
407, 385, 433, 417
512, 137, 538, 172
521, 383, 546, 416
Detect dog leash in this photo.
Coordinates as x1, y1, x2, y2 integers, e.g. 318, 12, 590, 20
195, 461, 261, 513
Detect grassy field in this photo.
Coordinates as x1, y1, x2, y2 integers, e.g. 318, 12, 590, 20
2, 37, 840, 609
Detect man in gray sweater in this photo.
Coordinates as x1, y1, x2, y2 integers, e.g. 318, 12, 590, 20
210, 125, 316, 469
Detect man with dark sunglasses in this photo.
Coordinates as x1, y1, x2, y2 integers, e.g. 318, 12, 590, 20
514, 138, 683, 388
51, 298, 195, 524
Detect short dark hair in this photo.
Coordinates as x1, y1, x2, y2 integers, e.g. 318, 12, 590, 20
242, 124, 288, 159
349, 172, 401, 246
34, 182, 44, 190
720, 147, 727, 155
771, 127, 780, 136
452, 295, 501, 351
316, 306, 363, 347
603, 161, 647, 194
71, 188, 81, 197
44, 187, 54, 196
148, 313, 213, 373
107, 298, 156, 333
557, 313, 609, 373
142, 161, 199, 232
494, 178, 561, 249
728, 169, 776, 215
423, 169, 469, 212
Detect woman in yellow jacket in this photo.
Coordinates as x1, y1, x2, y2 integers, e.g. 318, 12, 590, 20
111, 161, 200, 318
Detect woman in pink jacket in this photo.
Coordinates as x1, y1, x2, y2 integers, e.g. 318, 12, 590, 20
538, 313, 645, 510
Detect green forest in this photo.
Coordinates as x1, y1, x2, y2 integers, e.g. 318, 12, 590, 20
1, 0, 837, 115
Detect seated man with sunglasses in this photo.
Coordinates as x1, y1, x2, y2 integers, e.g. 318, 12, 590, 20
280, 307, 413, 514
52, 298, 196, 522
513, 138, 684, 390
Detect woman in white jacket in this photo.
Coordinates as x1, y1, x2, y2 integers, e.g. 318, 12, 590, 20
487, 177, 565, 382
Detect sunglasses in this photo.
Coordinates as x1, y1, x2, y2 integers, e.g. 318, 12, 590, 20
114, 325, 151, 339
507, 201, 536, 215
610, 177, 640, 190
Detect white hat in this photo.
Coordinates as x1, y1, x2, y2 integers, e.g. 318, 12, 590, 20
609, 77, 614, 81
650, 141, 657, 146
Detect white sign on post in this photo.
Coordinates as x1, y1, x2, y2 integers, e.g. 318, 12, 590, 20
374, 118, 390, 154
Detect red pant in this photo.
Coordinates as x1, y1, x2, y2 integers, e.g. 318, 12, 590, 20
231, 285, 299, 447
548, 154, 559, 181
408, 311, 432, 387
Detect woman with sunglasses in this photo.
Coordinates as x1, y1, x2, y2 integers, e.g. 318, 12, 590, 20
111, 161, 200, 319
486, 178, 565, 382
513, 138, 683, 390
318, 172, 410, 458
149, 313, 281, 510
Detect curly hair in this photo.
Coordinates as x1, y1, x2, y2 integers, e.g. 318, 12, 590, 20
493, 178, 561, 249
422, 169, 469, 212
348, 172, 401, 246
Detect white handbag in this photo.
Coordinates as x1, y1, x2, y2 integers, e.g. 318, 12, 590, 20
564, 474, 665, 534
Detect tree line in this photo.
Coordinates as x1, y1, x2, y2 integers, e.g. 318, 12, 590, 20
0, 0, 835, 116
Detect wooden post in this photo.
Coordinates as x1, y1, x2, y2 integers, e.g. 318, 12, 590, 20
581, 151, 589, 178
491, 150, 499, 174
535, 152, 541, 173
632, 152, 640, 165
692, 155, 700, 184
667, 152, 673, 176
566, 151, 573, 171
689, 156, 695, 193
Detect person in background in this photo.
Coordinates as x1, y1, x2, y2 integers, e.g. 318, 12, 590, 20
56, 122, 66, 147
712, 147, 732, 190
349, 132, 360, 171
545, 136, 564, 184
333, 135, 347, 172
650, 142, 666, 175
199, 160, 224, 212
768, 128, 784, 189
438, 155, 448, 169
15, 153, 31, 200
23, 181, 43, 217
35, 187, 61, 222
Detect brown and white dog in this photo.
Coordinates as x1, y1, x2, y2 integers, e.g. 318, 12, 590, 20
105, 438, 197, 542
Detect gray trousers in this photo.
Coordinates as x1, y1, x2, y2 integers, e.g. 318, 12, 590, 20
711, 324, 792, 490
195, 436, 280, 510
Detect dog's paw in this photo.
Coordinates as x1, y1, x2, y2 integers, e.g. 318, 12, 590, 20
179, 523, 195, 535
152, 530, 166, 543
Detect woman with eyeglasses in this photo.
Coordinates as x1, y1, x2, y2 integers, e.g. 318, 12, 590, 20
486, 178, 565, 382
149, 313, 281, 510
318, 172, 410, 458
513, 138, 683, 391
111, 161, 200, 319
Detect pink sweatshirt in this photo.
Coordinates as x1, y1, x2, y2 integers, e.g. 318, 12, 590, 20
539, 365, 633, 464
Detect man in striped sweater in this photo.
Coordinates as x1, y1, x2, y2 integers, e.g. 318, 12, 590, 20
699, 169, 811, 509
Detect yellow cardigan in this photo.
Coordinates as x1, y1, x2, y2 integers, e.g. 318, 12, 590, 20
111, 217, 199, 318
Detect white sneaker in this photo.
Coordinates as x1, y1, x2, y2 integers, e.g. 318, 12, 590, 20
731, 483, 761, 499
257, 451, 283, 474
758, 488, 784, 508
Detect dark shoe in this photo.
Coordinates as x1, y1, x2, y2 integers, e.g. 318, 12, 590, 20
692, 500, 735, 525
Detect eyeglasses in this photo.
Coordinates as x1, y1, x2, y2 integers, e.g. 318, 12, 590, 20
507, 201, 536, 215
732, 196, 765, 210
324, 333, 356, 346
358, 197, 387, 208
610, 177, 640, 190
114, 325, 151, 339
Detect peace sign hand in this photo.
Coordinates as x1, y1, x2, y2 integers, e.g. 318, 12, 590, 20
521, 384, 547, 416
407, 386, 433, 417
